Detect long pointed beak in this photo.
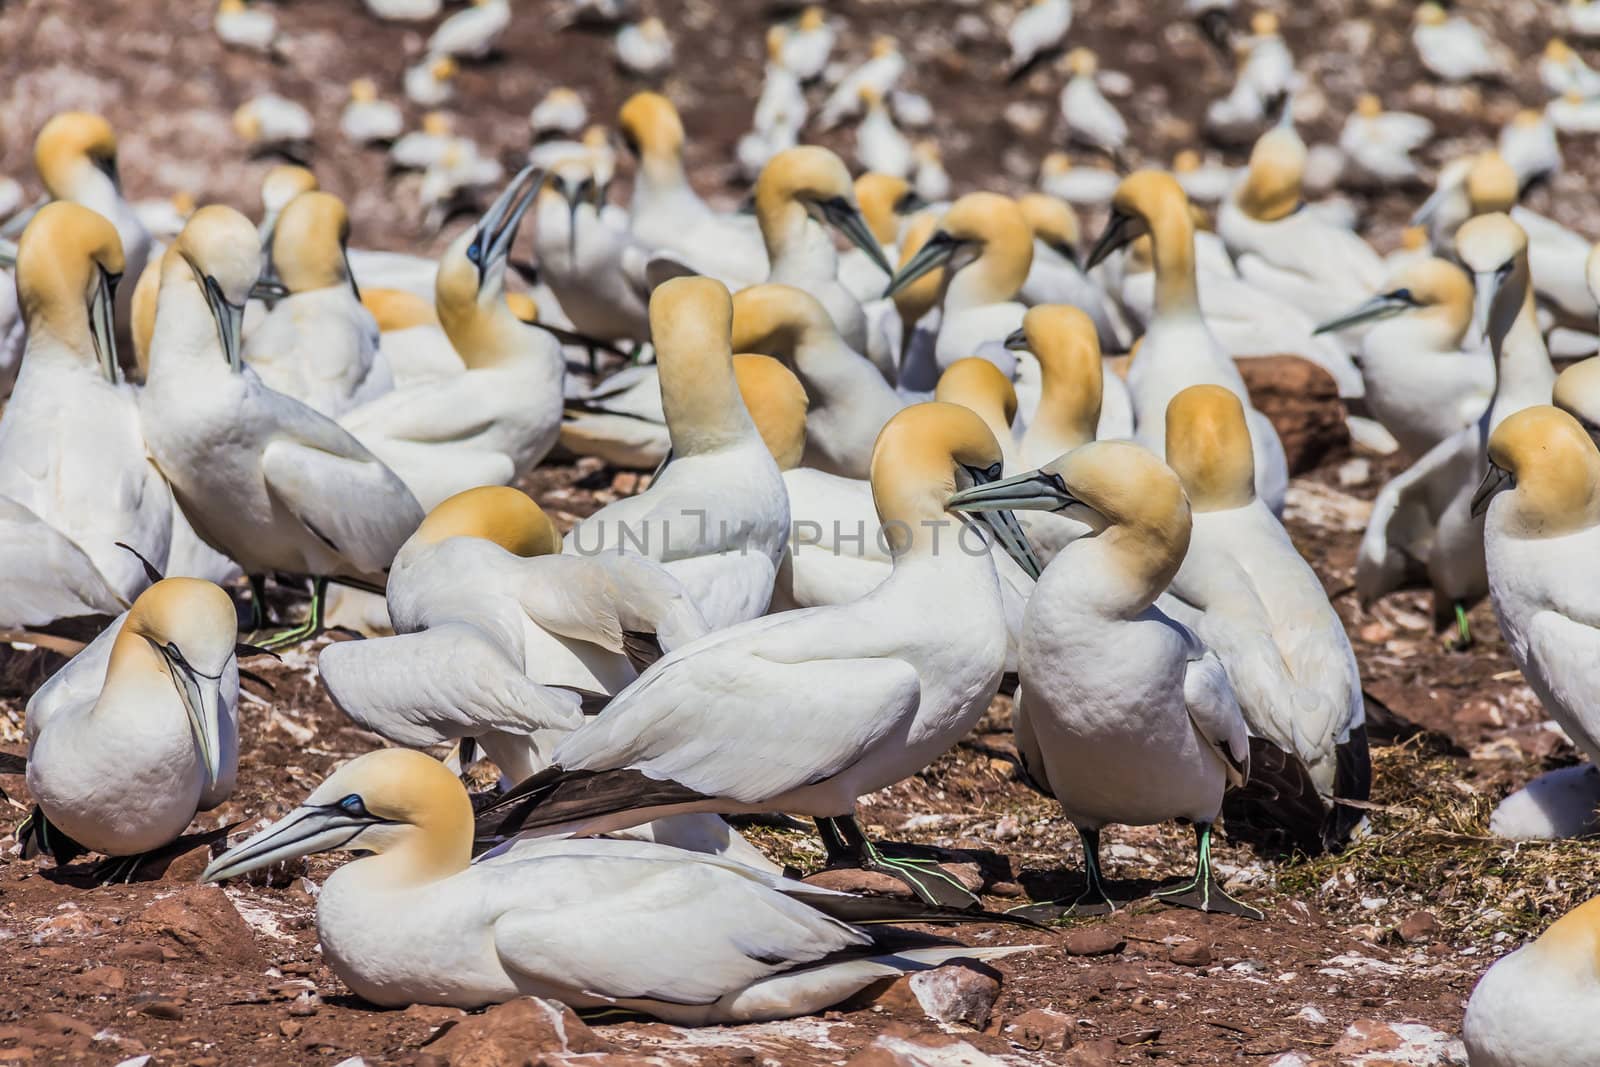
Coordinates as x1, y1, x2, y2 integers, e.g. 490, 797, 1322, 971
949, 467, 1079, 514
475, 164, 547, 281
1003, 327, 1029, 351
1084, 211, 1135, 271
883, 231, 957, 298
821, 197, 893, 275
973, 506, 1042, 580
174, 662, 226, 785
1471, 462, 1512, 517
1313, 294, 1410, 335
90, 268, 121, 384
0, 195, 48, 240
0, 237, 16, 268
201, 804, 375, 883
249, 277, 290, 303
204, 277, 246, 373
1471, 272, 1498, 347
1409, 182, 1454, 228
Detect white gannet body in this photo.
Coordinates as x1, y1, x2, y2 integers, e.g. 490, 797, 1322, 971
1541, 38, 1600, 98
818, 37, 905, 131
360, 287, 465, 387
563, 279, 790, 631
390, 112, 462, 172
0, 496, 127, 628
1500, 109, 1562, 191
405, 56, 458, 108
1161, 386, 1367, 853
214, 0, 278, 53
615, 17, 674, 76
245, 191, 390, 418
233, 94, 313, 150
912, 140, 951, 203
530, 88, 588, 140
1464, 894, 1600, 1066
1038, 151, 1119, 208
1338, 94, 1434, 186
855, 88, 913, 179
1059, 48, 1127, 153
23, 579, 238, 868
533, 173, 650, 347
365, 0, 440, 18
1171, 150, 1238, 206
781, 7, 835, 82
340, 79, 404, 145
1547, 89, 1600, 135
428, 0, 510, 59
1007, 0, 1072, 74
1412, 2, 1502, 83
558, 363, 669, 470
341, 169, 564, 512
947, 439, 1257, 919
1572, 0, 1600, 37
755, 29, 808, 138
1090, 171, 1288, 513
0, 202, 171, 606
1205, 13, 1296, 144
202, 750, 1033, 1016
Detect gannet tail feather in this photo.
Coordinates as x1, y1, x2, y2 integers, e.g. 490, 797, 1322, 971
1220, 736, 1329, 857
472, 764, 712, 846
17, 805, 90, 866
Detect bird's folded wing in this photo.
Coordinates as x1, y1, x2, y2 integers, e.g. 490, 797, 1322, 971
552, 644, 922, 804
1526, 610, 1600, 757
23, 609, 127, 740
517, 553, 708, 655
1182, 646, 1251, 788
490, 853, 865, 1006
319, 624, 582, 748
260, 436, 423, 575
338, 376, 499, 444
0, 498, 128, 630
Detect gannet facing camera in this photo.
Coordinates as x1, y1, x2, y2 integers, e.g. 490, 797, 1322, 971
140, 205, 423, 647
214, 0, 278, 53
0, 202, 172, 608
529, 87, 588, 140
340, 79, 403, 145
1059, 48, 1127, 155
204, 749, 1034, 1017
480, 402, 1041, 908
947, 441, 1260, 920
22, 578, 239, 881
428, 0, 511, 60
405, 55, 458, 108
1464, 895, 1600, 1066
615, 17, 674, 76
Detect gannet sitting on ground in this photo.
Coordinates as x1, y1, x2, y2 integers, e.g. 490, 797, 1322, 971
562, 279, 789, 631
339, 79, 403, 146
1015, 192, 1128, 353
480, 402, 1039, 908
364, 0, 440, 18
204, 749, 1035, 1016
244, 191, 391, 418
1358, 214, 1556, 646
1159, 386, 1368, 855
233, 94, 314, 153
1540, 38, 1600, 98
855, 87, 913, 179
1548, 88, 1600, 134
340, 166, 564, 512
1059, 48, 1127, 155
615, 17, 674, 76
428, 0, 510, 59
1473, 406, 1600, 841
214, 0, 278, 54
405, 56, 458, 108
1204, 13, 1296, 145
389, 112, 461, 172
947, 440, 1258, 919
0, 202, 171, 607
781, 6, 834, 82
1316, 257, 1491, 459
817, 36, 905, 131
21, 579, 238, 881
1338, 94, 1434, 187
1006, 0, 1072, 77
1500, 109, 1563, 192
1085, 171, 1289, 513
1412, 2, 1503, 82
1172, 149, 1238, 205
1464, 894, 1600, 1065
530, 88, 588, 141
1038, 150, 1119, 207
141, 205, 423, 646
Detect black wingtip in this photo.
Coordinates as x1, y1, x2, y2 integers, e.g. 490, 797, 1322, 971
472, 765, 710, 850
115, 541, 165, 586
1221, 737, 1329, 858
18, 806, 90, 866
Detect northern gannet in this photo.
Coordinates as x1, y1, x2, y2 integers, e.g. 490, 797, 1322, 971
947, 439, 1258, 919
615, 17, 674, 76
886, 212, 947, 390
1015, 192, 1128, 353
1006, 0, 1072, 77
364, 0, 440, 19
140, 205, 423, 646
418, 141, 507, 229
428, 0, 510, 59
1338, 94, 1434, 187
1084, 171, 1289, 513
1464, 894, 1600, 1065
837, 171, 918, 304
245, 190, 390, 418
1205, 13, 1296, 144
1160, 385, 1367, 854
562, 278, 789, 631
755, 27, 808, 138
340, 79, 403, 146
405, 55, 458, 108
340, 167, 562, 512
781, 6, 834, 82
1548, 88, 1600, 135
203, 749, 1034, 1016
817, 36, 905, 131
855, 87, 913, 179
0, 202, 171, 607
1500, 109, 1563, 193
532, 165, 650, 352
257, 163, 319, 256
1573, 0, 1600, 37
912, 140, 950, 203
1038, 150, 1118, 208
1009, 302, 1131, 476
21, 578, 238, 881
0, 496, 126, 629
214, 0, 278, 53
935, 357, 1021, 471
1555, 354, 1600, 443
1316, 257, 1491, 459
480, 401, 1039, 907
1412, 2, 1502, 83
1540, 38, 1600, 98
233, 93, 314, 152
529, 87, 588, 140
1059, 48, 1127, 155
1172, 149, 1238, 205
390, 112, 460, 172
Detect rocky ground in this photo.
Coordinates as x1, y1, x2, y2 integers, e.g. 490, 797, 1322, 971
2, 0, 1598, 1064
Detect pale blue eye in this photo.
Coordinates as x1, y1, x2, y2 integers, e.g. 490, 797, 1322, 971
339, 794, 367, 816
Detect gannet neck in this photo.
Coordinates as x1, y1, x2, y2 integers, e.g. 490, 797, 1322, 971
653, 277, 758, 457
35, 111, 119, 203
273, 191, 352, 294
855, 173, 911, 247
939, 193, 1033, 313
936, 358, 1017, 451
1235, 127, 1306, 223
150, 249, 229, 372
870, 402, 1007, 562
1465, 152, 1518, 215
755, 146, 853, 277
98, 627, 179, 717
435, 231, 528, 370
1165, 384, 1255, 512
619, 92, 691, 209
1487, 254, 1553, 423
14, 201, 124, 369
413, 486, 561, 557
1526, 896, 1600, 974
733, 353, 808, 470
1027, 305, 1102, 450
1146, 195, 1201, 320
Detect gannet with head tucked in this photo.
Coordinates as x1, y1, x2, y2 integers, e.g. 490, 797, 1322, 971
480, 402, 1040, 907
428, 0, 510, 59
1084, 170, 1289, 513
22, 578, 238, 880
0, 202, 171, 607
140, 205, 423, 646
1059, 48, 1127, 154
1464, 894, 1600, 1066
817, 36, 905, 131
203, 749, 1033, 1016
947, 440, 1258, 919
339, 166, 564, 512
244, 191, 391, 418
1159, 386, 1367, 854
1015, 192, 1129, 354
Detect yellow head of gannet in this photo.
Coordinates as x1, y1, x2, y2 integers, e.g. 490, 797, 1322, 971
854, 172, 920, 248
1006, 304, 1102, 448
1415, 2, 1447, 26
889, 211, 945, 329
1554, 357, 1600, 437
434, 164, 544, 368
349, 78, 379, 104
167, 205, 264, 372
1400, 225, 1428, 252
935, 357, 1018, 447
261, 164, 319, 216
1250, 11, 1279, 36
1455, 211, 1531, 340
799, 5, 826, 31
618, 91, 685, 181
884, 191, 1033, 304
361, 287, 438, 332
414, 485, 562, 557
1086, 171, 1198, 313
1165, 385, 1255, 512
868, 402, 1039, 576
1016, 192, 1081, 262
1474, 406, 1600, 535
730, 281, 837, 356
1355, 93, 1382, 119
1235, 126, 1306, 223
14, 201, 125, 382
272, 191, 355, 296
430, 55, 459, 82
652, 276, 757, 456
1465, 151, 1518, 216
504, 291, 539, 323
421, 111, 454, 137
1314, 257, 1473, 338
113, 577, 239, 784
754, 146, 892, 273
34, 111, 119, 200
1065, 46, 1097, 77
870, 34, 897, 58
1546, 37, 1574, 62
765, 25, 787, 61
733, 353, 808, 471
203, 748, 473, 885
130, 253, 162, 376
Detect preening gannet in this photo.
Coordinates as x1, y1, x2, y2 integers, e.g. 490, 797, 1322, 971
339, 166, 565, 512
0, 202, 171, 607
1085, 170, 1289, 513
140, 205, 423, 646
22, 578, 238, 880
947, 440, 1259, 920
1160, 386, 1368, 854
244, 190, 391, 418
479, 402, 1040, 907
203, 749, 1034, 1017
1463, 894, 1600, 1066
